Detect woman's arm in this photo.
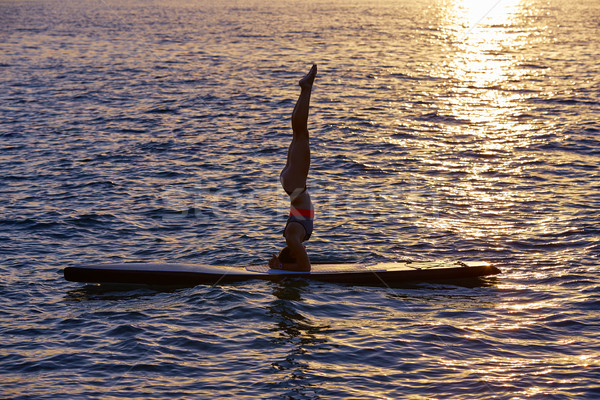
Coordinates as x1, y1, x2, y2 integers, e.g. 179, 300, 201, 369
268, 223, 311, 271
285, 236, 310, 272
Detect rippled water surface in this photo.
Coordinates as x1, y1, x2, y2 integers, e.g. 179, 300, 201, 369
1, 0, 599, 398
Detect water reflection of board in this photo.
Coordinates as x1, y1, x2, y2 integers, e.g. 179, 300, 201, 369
64, 261, 500, 286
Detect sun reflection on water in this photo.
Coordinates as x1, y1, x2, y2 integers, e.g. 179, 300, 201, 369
441, 0, 530, 131
408, 0, 549, 241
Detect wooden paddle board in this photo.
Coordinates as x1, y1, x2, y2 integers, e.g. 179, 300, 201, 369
64, 261, 500, 286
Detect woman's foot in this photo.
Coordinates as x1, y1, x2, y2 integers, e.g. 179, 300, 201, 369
299, 64, 317, 89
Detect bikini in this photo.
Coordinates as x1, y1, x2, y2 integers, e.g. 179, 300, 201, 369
280, 173, 313, 241
284, 206, 314, 242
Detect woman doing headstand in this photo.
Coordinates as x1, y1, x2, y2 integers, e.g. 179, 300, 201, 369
268, 64, 317, 272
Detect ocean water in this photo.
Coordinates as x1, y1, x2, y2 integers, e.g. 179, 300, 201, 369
1, 0, 599, 398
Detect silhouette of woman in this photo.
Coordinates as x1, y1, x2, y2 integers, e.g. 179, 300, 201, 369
269, 65, 317, 271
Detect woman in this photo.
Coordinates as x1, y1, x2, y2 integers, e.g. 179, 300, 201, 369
268, 64, 317, 272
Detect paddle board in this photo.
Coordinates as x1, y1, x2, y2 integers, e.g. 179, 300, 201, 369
64, 261, 500, 286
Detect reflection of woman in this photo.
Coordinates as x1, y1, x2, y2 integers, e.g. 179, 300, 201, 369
269, 65, 317, 272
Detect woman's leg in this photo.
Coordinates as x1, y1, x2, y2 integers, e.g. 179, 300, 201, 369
281, 65, 317, 196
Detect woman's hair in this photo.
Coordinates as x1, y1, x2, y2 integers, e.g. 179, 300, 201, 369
278, 246, 296, 264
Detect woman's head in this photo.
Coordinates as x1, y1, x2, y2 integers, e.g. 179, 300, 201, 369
278, 246, 297, 264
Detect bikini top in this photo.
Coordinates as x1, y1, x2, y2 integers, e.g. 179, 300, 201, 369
284, 207, 314, 242
289, 208, 314, 219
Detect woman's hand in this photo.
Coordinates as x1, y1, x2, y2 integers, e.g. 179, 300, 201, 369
269, 253, 282, 269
